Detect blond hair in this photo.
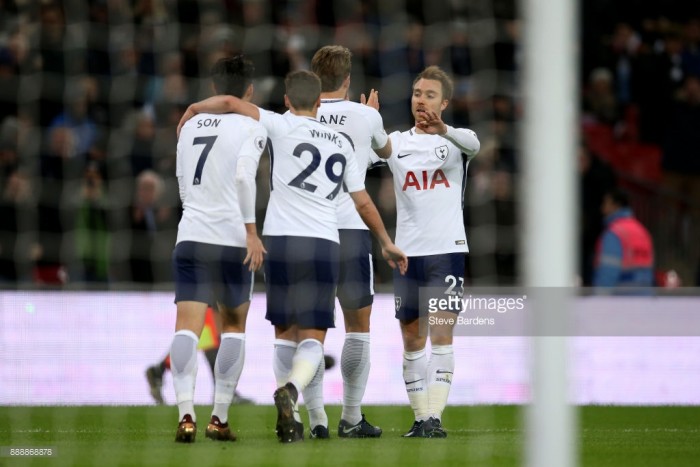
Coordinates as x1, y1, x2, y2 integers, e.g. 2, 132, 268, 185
311, 45, 352, 92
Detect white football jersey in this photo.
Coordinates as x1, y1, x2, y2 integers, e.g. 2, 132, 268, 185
176, 112, 267, 248
316, 99, 388, 229
386, 127, 478, 256
259, 109, 364, 243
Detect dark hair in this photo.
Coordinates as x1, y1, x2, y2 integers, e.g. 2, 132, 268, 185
606, 187, 630, 208
285, 70, 321, 111
210, 55, 255, 98
311, 45, 352, 92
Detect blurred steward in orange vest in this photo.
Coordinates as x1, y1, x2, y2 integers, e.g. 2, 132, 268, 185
593, 188, 654, 288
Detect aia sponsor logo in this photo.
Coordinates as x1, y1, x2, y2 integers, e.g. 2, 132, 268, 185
401, 169, 450, 191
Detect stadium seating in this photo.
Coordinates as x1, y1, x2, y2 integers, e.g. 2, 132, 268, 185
583, 123, 662, 183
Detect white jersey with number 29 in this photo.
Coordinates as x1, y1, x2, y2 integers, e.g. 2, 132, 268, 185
387, 127, 479, 256
259, 109, 364, 244
176, 112, 267, 248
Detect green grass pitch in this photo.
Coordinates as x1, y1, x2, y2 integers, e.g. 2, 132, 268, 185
1, 405, 699, 466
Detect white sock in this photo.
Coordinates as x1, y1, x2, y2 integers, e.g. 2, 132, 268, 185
427, 345, 454, 420
302, 359, 328, 429
274, 339, 303, 422
288, 339, 324, 392
211, 333, 245, 423
170, 329, 199, 421
273, 339, 297, 387
341, 332, 370, 425
403, 348, 429, 421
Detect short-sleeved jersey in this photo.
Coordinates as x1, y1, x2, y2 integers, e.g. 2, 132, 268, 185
386, 127, 477, 256
259, 109, 364, 244
316, 99, 388, 229
176, 112, 267, 248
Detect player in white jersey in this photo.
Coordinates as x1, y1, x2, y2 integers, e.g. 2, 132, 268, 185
376, 66, 480, 438
170, 56, 267, 444
275, 45, 391, 439
177, 70, 407, 443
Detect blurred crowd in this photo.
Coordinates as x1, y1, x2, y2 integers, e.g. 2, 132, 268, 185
0, 0, 697, 287
580, 1, 700, 286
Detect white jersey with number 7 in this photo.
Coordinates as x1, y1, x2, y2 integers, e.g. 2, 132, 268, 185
176, 112, 267, 248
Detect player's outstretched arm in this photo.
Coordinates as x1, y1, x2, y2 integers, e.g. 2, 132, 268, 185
177, 96, 261, 137
360, 89, 393, 159
416, 110, 480, 159
350, 189, 408, 275
373, 139, 392, 159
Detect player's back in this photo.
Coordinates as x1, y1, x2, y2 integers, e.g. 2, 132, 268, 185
176, 112, 267, 248
387, 128, 470, 256
258, 110, 363, 243
316, 99, 388, 229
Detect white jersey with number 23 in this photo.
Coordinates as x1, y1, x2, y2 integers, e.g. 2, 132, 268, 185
387, 127, 479, 256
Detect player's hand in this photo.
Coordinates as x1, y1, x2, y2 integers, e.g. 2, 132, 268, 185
415, 109, 447, 135
360, 89, 380, 110
243, 233, 267, 272
382, 244, 408, 276
177, 105, 198, 139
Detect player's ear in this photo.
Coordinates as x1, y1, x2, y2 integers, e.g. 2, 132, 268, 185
440, 99, 449, 111
284, 94, 291, 109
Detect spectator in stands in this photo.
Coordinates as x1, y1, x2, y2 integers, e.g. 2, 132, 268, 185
606, 22, 642, 108
126, 108, 157, 177
446, 20, 473, 128
634, 30, 686, 145
0, 47, 18, 123
593, 188, 654, 288
0, 116, 19, 181
490, 170, 518, 284
47, 79, 99, 160
107, 38, 149, 127
583, 67, 620, 125
663, 74, 700, 204
579, 142, 617, 285
145, 52, 189, 108
0, 169, 35, 283
682, 18, 700, 77
34, 125, 77, 285
490, 94, 518, 171
33, 2, 73, 127
466, 167, 518, 285
128, 169, 174, 284
73, 161, 110, 283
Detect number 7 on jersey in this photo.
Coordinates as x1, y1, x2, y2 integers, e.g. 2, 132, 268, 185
192, 136, 218, 185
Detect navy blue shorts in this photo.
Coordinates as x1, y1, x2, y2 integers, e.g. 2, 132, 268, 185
172, 241, 254, 308
337, 229, 374, 310
393, 253, 465, 321
264, 235, 339, 329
